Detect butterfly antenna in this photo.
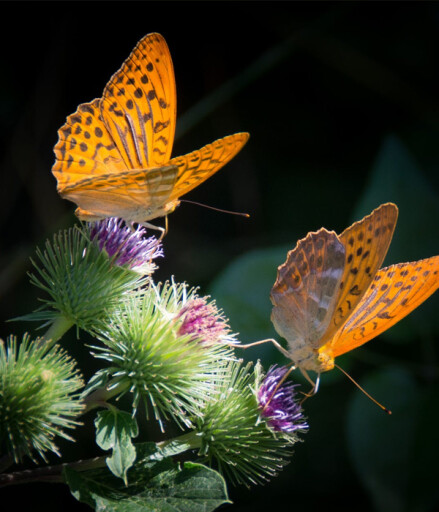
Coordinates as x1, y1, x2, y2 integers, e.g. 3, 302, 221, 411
334, 363, 392, 415
180, 199, 250, 218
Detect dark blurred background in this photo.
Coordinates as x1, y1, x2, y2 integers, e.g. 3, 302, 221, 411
1, 2, 439, 511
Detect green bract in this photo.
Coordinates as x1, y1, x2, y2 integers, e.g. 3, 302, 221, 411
0, 334, 84, 463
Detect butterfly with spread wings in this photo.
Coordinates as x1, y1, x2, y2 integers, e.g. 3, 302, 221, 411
52, 33, 249, 231
269, 203, 439, 388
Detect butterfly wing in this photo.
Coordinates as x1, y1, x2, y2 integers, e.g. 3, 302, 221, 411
330, 256, 439, 357
167, 133, 249, 201
271, 229, 345, 351
59, 165, 179, 221
100, 33, 176, 170
53, 99, 128, 191
53, 33, 246, 224
317, 203, 399, 346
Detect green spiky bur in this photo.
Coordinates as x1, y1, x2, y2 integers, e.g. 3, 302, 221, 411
25, 226, 148, 332
191, 360, 299, 487
86, 281, 236, 429
0, 334, 84, 463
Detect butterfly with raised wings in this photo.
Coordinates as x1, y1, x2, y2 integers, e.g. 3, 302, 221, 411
52, 33, 249, 230
270, 203, 439, 386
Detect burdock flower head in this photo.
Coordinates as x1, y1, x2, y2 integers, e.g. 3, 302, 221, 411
26, 221, 153, 334
192, 361, 307, 487
87, 280, 236, 430
90, 218, 163, 275
258, 365, 308, 434
176, 296, 238, 346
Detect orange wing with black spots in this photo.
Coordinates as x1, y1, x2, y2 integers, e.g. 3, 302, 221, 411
53, 99, 128, 190
331, 256, 439, 357
100, 33, 176, 170
168, 133, 250, 201
52, 33, 248, 225
318, 203, 398, 346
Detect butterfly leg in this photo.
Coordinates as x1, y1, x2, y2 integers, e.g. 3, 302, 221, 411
239, 338, 292, 359
139, 221, 166, 239
299, 370, 320, 403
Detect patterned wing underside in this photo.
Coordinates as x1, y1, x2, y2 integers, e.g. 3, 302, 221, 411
168, 133, 249, 200
53, 99, 127, 190
318, 203, 399, 346
331, 256, 439, 357
100, 33, 176, 170
60, 165, 179, 221
271, 229, 345, 350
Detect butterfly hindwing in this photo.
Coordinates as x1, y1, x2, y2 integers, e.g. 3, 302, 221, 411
53, 99, 128, 191
60, 165, 179, 221
271, 229, 345, 351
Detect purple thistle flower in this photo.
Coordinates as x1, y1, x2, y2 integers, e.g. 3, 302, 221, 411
90, 218, 163, 274
258, 365, 308, 434
176, 297, 237, 346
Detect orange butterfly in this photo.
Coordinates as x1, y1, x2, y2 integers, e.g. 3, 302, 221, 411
270, 203, 439, 384
52, 33, 249, 230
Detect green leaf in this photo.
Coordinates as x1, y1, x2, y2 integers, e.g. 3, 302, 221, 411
64, 459, 230, 512
95, 409, 138, 484
346, 366, 419, 512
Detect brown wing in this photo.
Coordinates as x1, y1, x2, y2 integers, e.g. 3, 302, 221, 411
317, 203, 398, 346
52, 99, 127, 191
271, 229, 345, 350
100, 33, 176, 170
167, 132, 249, 201
330, 256, 439, 357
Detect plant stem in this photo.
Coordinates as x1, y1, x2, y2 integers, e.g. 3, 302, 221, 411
157, 431, 202, 456
0, 456, 107, 488
82, 380, 131, 414
0, 433, 201, 488
42, 316, 74, 346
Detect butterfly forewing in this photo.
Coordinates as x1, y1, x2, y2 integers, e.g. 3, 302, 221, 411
271, 229, 345, 350
100, 33, 176, 170
331, 256, 439, 357
318, 203, 398, 346
168, 133, 249, 200
53, 99, 128, 191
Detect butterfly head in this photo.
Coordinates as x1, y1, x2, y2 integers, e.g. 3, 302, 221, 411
142, 200, 180, 222
288, 344, 335, 373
